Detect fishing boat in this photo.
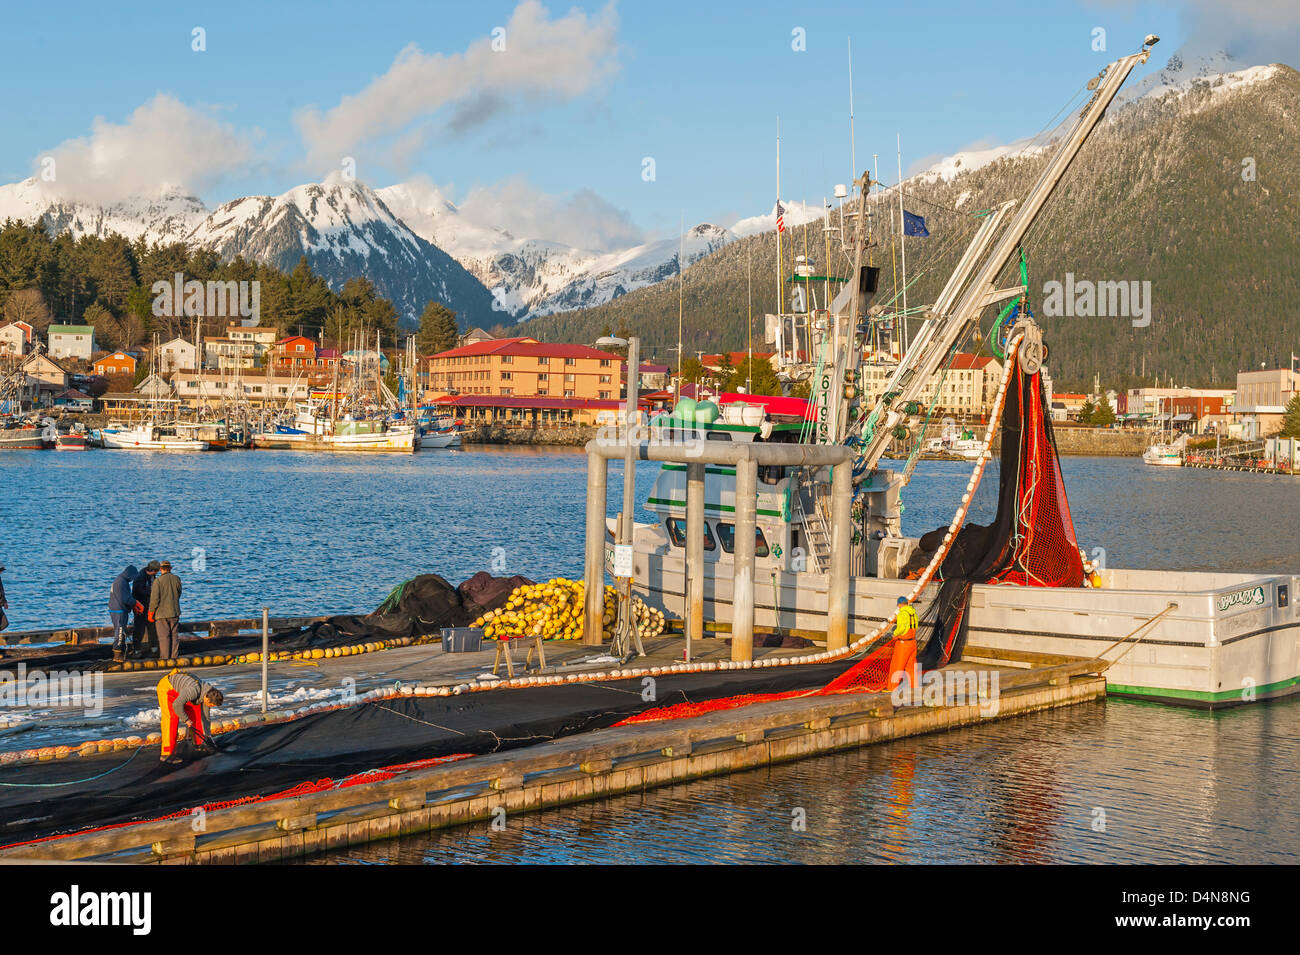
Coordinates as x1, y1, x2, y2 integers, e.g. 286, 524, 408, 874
610, 36, 1300, 708
97, 421, 209, 451
0, 419, 53, 449
252, 402, 417, 452
252, 334, 417, 453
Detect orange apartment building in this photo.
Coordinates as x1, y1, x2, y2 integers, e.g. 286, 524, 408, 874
425, 337, 625, 427
426, 337, 621, 400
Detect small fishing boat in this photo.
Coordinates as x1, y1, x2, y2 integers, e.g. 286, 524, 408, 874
55, 430, 88, 451
416, 408, 461, 449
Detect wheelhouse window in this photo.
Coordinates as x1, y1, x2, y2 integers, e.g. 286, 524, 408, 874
666, 518, 716, 551
715, 522, 770, 557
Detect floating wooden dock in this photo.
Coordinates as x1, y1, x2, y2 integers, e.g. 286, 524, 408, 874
0, 646, 1106, 864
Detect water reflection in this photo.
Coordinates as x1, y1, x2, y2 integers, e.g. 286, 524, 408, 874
307, 697, 1299, 865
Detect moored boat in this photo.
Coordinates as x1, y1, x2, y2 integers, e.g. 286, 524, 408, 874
98, 421, 209, 451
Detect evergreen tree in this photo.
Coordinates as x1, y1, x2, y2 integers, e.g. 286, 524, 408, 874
1280, 394, 1300, 439
417, 301, 460, 355
726, 355, 783, 396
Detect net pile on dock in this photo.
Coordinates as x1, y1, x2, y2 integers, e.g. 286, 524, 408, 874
470, 579, 666, 642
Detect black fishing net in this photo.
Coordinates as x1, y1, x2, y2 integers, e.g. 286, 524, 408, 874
0, 662, 851, 847
906, 367, 1084, 670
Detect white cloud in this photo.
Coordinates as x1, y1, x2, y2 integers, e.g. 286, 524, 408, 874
294, 1, 620, 173
1088, 0, 1300, 65
35, 94, 256, 204
1176, 0, 1300, 63
456, 175, 644, 252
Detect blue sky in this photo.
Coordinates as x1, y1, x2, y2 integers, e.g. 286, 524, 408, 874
0, 0, 1290, 245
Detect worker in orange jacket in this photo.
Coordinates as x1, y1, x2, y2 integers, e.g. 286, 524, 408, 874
888, 595, 920, 699
156, 669, 223, 764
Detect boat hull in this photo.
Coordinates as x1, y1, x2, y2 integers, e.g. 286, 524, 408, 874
615, 533, 1300, 709
100, 433, 209, 451
252, 428, 417, 453
0, 429, 46, 449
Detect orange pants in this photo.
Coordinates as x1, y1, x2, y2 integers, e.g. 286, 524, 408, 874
887, 631, 918, 693
157, 675, 208, 757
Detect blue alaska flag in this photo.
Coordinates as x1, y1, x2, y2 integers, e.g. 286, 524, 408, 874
903, 210, 929, 237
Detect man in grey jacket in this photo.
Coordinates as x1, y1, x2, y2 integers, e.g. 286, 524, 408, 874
156, 669, 223, 764
148, 561, 183, 661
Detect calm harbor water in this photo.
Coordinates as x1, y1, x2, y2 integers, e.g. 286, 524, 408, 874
3, 448, 1296, 631
2, 447, 1298, 863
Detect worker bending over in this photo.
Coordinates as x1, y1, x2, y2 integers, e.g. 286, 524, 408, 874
156, 669, 224, 764
888, 595, 920, 700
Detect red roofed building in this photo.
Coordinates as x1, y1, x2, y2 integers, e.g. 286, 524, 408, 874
425, 336, 621, 402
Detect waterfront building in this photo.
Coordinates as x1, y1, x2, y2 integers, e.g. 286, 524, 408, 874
425, 337, 620, 401
170, 369, 316, 408
1232, 366, 1298, 438
1118, 387, 1237, 434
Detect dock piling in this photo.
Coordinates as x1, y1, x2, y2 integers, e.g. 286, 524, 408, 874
583, 451, 609, 645
261, 608, 269, 714
828, 462, 852, 651
732, 459, 757, 661
686, 461, 705, 661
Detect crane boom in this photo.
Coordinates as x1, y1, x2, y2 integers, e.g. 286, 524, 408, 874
851, 37, 1159, 473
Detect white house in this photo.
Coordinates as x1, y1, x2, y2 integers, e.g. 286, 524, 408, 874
157, 337, 198, 373
48, 324, 96, 360
0, 322, 27, 355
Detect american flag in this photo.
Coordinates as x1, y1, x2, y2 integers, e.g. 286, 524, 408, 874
776, 201, 786, 234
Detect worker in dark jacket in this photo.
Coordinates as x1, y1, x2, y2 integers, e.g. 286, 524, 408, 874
156, 669, 223, 764
148, 561, 182, 661
131, 561, 160, 658
109, 565, 138, 663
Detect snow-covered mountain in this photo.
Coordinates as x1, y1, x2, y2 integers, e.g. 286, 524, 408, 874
378, 180, 736, 317
0, 174, 499, 326
909, 49, 1282, 189
0, 178, 207, 244
189, 174, 498, 325
1120, 48, 1281, 103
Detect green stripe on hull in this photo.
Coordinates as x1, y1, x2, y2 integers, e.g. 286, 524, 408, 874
1108, 673, 1300, 705
647, 496, 784, 518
